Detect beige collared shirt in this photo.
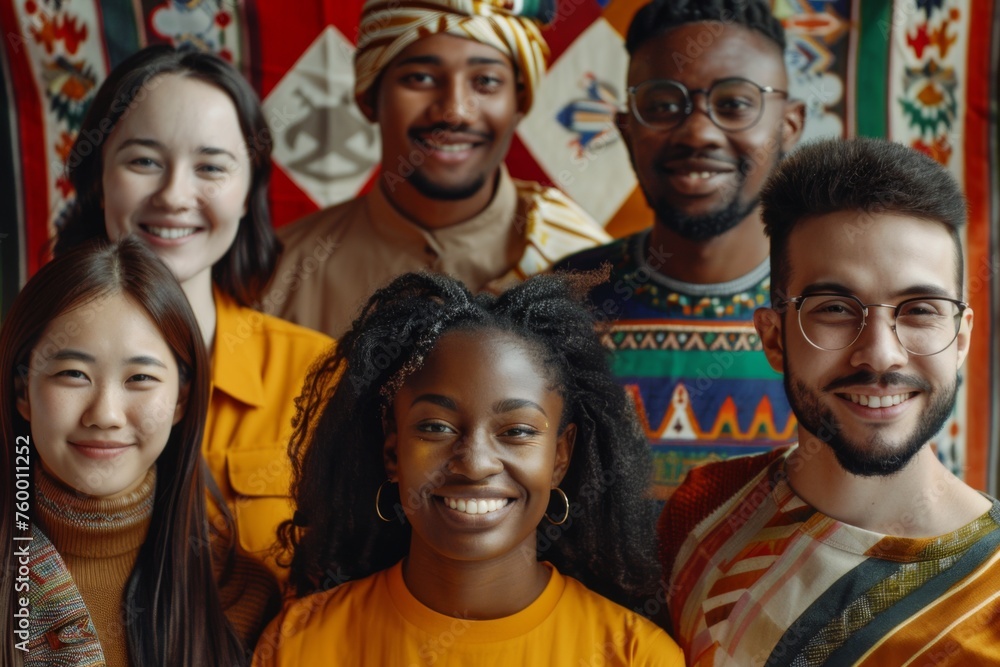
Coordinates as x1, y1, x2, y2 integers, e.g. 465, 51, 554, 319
269, 166, 610, 337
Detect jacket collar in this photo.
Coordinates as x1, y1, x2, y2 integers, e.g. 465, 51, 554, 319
210, 288, 266, 408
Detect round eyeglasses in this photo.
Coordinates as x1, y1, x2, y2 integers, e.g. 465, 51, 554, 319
781, 293, 968, 356
627, 77, 788, 132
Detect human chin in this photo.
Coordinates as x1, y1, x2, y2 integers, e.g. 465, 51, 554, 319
650, 194, 758, 242
785, 374, 957, 477
408, 169, 489, 202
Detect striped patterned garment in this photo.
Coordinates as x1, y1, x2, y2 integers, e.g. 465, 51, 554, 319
667, 448, 1000, 666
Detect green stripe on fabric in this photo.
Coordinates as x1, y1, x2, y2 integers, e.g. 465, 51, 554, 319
856, 0, 891, 138
612, 350, 783, 379
99, 0, 143, 68
764, 556, 904, 666
824, 522, 1000, 665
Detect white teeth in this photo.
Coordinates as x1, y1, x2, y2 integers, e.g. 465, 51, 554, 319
687, 171, 713, 179
424, 141, 473, 152
848, 393, 911, 408
145, 226, 196, 239
444, 497, 510, 515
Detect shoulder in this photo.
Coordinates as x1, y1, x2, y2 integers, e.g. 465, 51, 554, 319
512, 179, 602, 227
658, 448, 791, 578
552, 234, 634, 273
558, 576, 685, 665
275, 197, 366, 253
252, 573, 383, 666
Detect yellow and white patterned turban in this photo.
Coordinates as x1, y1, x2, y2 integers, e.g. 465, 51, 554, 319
354, 0, 551, 114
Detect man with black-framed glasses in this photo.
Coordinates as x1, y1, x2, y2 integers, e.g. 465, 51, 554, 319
661, 137, 1000, 665
555, 0, 805, 505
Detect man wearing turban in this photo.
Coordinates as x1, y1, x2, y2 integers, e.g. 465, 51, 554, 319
272, 0, 610, 338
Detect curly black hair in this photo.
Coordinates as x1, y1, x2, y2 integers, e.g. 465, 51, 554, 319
626, 0, 786, 55
278, 271, 660, 611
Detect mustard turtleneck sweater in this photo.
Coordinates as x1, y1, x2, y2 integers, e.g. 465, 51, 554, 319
34, 465, 279, 665
34, 466, 155, 667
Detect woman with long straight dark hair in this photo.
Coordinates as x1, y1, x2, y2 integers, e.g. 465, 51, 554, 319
0, 238, 277, 666
52, 45, 333, 583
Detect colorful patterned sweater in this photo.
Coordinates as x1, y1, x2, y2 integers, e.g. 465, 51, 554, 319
554, 230, 796, 501
665, 448, 1000, 666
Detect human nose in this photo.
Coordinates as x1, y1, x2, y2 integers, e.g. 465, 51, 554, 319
850, 306, 909, 371
431, 78, 475, 127
151, 167, 199, 211
448, 430, 503, 480
670, 90, 727, 144
82, 384, 127, 430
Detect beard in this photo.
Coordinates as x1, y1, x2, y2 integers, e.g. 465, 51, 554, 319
407, 168, 489, 201
650, 193, 760, 241
785, 368, 957, 477
640, 135, 784, 242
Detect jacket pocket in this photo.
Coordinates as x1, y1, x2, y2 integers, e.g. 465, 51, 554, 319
225, 448, 295, 556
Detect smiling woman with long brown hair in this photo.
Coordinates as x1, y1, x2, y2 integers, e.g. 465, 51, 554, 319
0, 238, 276, 667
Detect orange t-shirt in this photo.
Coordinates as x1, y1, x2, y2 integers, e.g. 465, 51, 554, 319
253, 561, 684, 666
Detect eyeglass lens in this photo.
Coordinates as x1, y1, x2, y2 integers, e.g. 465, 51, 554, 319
796, 295, 963, 355
632, 79, 765, 131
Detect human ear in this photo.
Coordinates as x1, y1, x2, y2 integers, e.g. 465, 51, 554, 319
780, 98, 806, 154
357, 90, 378, 124
615, 110, 631, 141
172, 381, 189, 426
754, 307, 785, 373
15, 376, 30, 422
383, 430, 399, 481
954, 306, 974, 369
551, 423, 577, 486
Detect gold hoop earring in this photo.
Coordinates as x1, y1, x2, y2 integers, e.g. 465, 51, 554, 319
544, 487, 570, 525
375, 480, 396, 523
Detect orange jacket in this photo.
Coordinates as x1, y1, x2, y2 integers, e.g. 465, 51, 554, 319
203, 289, 334, 585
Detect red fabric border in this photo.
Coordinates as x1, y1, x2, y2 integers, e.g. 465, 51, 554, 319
961, 0, 995, 490
1, 1, 49, 276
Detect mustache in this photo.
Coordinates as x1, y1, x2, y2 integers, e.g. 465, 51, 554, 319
822, 370, 933, 393
655, 146, 741, 167
409, 123, 492, 141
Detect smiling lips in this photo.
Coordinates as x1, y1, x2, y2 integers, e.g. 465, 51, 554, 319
71, 441, 133, 459
141, 225, 198, 240
844, 392, 915, 408
441, 496, 511, 515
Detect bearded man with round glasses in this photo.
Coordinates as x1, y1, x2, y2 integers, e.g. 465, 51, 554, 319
555, 0, 806, 503
661, 138, 1000, 666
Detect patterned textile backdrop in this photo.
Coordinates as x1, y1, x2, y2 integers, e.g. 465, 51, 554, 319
1, 0, 997, 491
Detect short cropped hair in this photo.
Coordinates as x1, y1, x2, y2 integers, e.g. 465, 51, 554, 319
625, 0, 786, 56
761, 137, 967, 300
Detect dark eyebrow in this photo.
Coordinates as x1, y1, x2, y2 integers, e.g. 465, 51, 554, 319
800, 282, 957, 300
409, 395, 547, 416
52, 349, 95, 362
394, 54, 510, 68
800, 282, 853, 296
51, 350, 166, 369
493, 398, 547, 417
891, 284, 956, 299
410, 393, 457, 410
117, 137, 238, 161
126, 356, 168, 369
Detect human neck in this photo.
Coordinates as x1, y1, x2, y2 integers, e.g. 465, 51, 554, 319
379, 170, 500, 230
646, 208, 769, 284
785, 432, 992, 537
181, 271, 217, 351
402, 542, 551, 620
